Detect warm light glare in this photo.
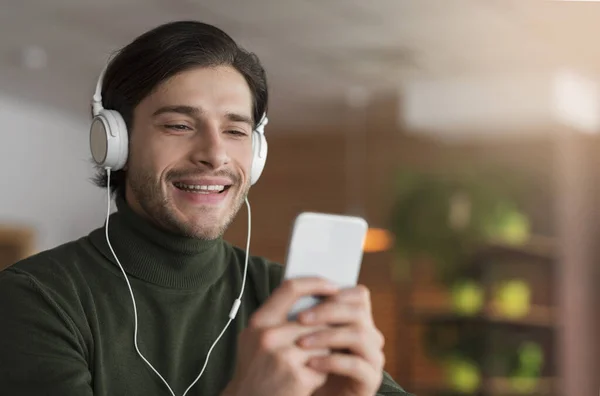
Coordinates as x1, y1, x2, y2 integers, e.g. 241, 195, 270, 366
363, 228, 394, 253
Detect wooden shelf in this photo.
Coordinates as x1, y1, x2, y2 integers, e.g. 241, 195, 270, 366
408, 304, 555, 329
486, 377, 557, 395
471, 236, 556, 262
412, 376, 558, 395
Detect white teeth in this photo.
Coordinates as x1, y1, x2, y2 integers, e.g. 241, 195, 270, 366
174, 182, 226, 192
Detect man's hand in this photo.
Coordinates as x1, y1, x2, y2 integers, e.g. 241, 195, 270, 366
295, 285, 386, 396
224, 277, 339, 396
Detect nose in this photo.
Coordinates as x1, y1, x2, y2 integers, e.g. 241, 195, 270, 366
190, 125, 230, 170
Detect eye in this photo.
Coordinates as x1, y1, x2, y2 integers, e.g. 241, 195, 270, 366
226, 130, 248, 137
165, 124, 192, 131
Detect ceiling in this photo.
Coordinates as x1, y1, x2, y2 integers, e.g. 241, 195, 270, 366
2, 0, 600, 132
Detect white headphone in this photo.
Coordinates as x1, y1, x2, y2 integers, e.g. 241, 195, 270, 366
89, 63, 269, 185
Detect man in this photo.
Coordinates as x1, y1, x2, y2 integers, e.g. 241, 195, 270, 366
0, 21, 411, 396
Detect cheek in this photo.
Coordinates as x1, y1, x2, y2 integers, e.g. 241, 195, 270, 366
240, 145, 255, 178
130, 129, 180, 169
222, 139, 254, 176
128, 131, 170, 176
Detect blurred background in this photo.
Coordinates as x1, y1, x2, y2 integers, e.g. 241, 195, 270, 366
1, 0, 600, 395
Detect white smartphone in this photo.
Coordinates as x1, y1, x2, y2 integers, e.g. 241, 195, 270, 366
283, 212, 369, 320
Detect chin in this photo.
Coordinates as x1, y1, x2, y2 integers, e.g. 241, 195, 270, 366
160, 183, 246, 239
164, 206, 225, 239
188, 215, 226, 238
185, 226, 224, 240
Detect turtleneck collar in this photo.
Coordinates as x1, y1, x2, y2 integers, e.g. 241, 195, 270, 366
89, 194, 227, 290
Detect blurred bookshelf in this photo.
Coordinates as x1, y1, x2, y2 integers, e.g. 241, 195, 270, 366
404, 236, 559, 396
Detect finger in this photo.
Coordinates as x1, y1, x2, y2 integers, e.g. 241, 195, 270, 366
280, 347, 329, 389
279, 343, 331, 366
297, 325, 385, 368
298, 285, 373, 326
250, 277, 339, 328
256, 322, 329, 351
308, 353, 382, 388
328, 285, 372, 310
298, 300, 370, 327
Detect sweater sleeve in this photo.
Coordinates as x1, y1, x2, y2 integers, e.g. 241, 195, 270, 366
0, 268, 93, 396
376, 371, 414, 395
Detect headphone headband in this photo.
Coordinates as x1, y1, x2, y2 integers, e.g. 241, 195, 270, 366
91, 58, 111, 117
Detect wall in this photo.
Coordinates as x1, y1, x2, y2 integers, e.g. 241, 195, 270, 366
0, 95, 106, 253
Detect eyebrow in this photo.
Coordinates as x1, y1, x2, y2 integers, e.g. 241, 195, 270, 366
152, 105, 254, 126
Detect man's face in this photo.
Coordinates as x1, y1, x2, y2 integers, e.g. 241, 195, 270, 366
124, 65, 255, 240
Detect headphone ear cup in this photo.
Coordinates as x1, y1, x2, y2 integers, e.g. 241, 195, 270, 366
90, 109, 128, 171
250, 131, 267, 185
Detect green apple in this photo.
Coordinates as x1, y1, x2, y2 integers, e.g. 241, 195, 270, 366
510, 342, 543, 393
495, 279, 531, 318
452, 280, 484, 316
519, 342, 544, 371
498, 210, 530, 245
484, 206, 531, 245
445, 357, 481, 393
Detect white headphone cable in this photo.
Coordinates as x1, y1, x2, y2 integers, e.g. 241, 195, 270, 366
103, 168, 251, 396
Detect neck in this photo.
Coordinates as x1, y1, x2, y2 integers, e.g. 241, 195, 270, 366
89, 194, 226, 290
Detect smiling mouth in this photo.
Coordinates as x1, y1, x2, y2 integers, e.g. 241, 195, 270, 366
173, 182, 232, 194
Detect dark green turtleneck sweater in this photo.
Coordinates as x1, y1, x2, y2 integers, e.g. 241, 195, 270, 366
0, 197, 410, 395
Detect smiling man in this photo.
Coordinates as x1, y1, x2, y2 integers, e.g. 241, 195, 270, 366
0, 21, 411, 396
